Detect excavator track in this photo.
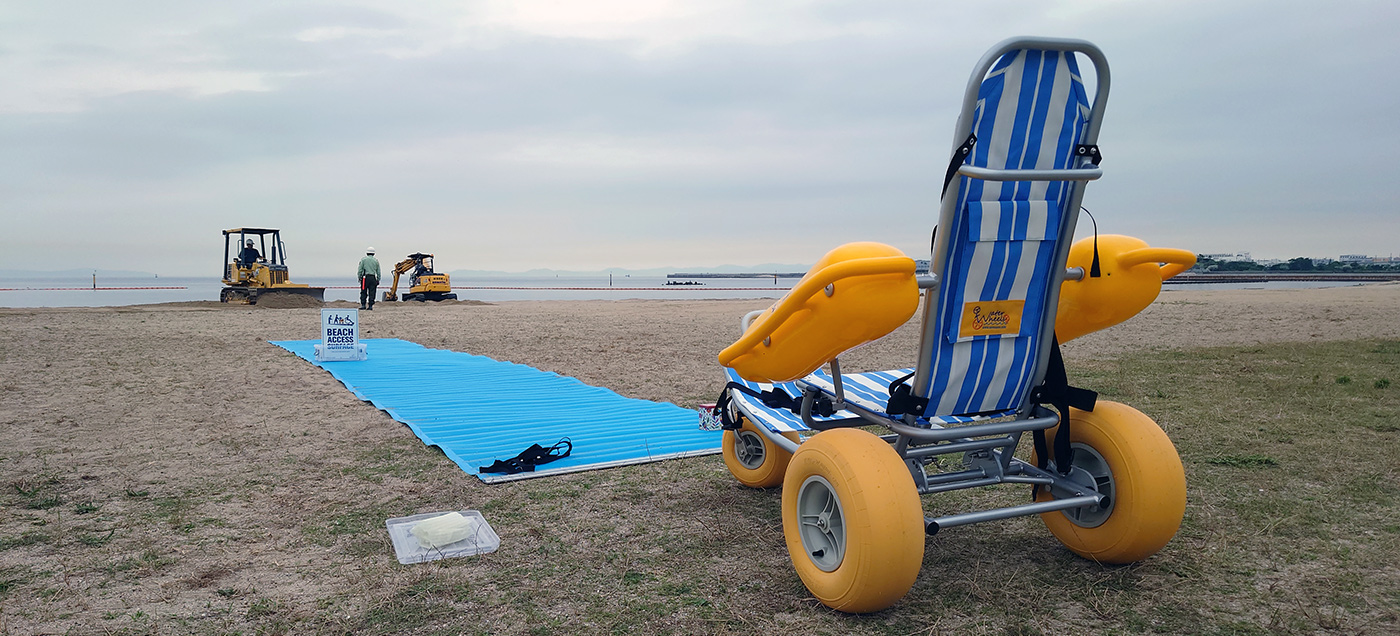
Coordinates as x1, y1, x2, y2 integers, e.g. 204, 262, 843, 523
404, 292, 457, 302
220, 286, 324, 305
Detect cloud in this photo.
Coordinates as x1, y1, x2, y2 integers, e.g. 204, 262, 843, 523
2, 1, 1399, 278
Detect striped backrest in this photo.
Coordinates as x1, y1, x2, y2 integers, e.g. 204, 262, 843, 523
920, 48, 1092, 417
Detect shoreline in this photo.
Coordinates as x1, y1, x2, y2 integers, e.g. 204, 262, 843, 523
1, 278, 1396, 312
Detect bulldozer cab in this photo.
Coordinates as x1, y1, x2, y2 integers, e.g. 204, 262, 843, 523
220, 227, 324, 304
223, 228, 290, 285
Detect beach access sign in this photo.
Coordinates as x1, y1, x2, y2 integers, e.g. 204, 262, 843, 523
314, 308, 367, 361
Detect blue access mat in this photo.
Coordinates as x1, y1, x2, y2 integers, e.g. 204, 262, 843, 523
271, 338, 719, 482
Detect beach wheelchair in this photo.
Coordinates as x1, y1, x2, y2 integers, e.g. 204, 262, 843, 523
713, 37, 1196, 613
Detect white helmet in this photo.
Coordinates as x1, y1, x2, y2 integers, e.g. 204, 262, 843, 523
246, 239, 254, 246
367, 247, 375, 254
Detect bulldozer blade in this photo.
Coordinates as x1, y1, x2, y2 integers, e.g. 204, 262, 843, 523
283, 287, 325, 301
254, 287, 326, 305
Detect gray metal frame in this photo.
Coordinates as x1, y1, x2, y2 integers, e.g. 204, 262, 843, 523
736, 36, 1112, 535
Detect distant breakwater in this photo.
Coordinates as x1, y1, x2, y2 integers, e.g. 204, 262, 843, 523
667, 272, 806, 279
666, 271, 1400, 283
1167, 272, 1400, 284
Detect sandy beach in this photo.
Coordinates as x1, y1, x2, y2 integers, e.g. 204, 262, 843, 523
2, 283, 1398, 634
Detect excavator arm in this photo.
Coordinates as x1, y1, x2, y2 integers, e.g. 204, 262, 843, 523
382, 258, 416, 302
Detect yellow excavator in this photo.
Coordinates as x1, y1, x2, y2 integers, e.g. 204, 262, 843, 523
383, 253, 457, 302
220, 228, 325, 304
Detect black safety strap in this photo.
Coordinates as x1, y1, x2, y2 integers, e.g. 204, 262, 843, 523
478, 438, 573, 475
941, 133, 978, 197
714, 382, 834, 426
712, 387, 743, 430
885, 371, 929, 417
1029, 338, 1097, 480
1081, 207, 1102, 278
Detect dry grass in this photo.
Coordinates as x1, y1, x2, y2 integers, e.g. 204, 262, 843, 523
0, 294, 1398, 634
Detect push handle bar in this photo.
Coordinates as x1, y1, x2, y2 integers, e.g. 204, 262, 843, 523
958, 165, 1102, 182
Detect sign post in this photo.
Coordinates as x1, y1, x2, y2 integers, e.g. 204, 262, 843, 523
314, 308, 368, 361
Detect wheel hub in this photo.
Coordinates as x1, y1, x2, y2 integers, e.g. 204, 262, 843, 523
796, 475, 846, 572
734, 431, 766, 469
1054, 443, 1116, 528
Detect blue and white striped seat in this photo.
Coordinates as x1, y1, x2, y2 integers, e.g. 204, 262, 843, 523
802, 370, 1014, 427
724, 367, 851, 433
916, 48, 1092, 419
734, 46, 1099, 434
728, 367, 1017, 433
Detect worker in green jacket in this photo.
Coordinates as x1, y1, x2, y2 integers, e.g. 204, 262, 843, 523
358, 247, 381, 310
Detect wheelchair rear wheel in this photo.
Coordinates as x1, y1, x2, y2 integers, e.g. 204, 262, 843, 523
1033, 401, 1186, 563
722, 419, 799, 488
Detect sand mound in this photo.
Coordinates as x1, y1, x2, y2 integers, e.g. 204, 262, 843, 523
255, 291, 325, 308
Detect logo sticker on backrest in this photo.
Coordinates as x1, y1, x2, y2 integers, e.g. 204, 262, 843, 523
959, 300, 1024, 339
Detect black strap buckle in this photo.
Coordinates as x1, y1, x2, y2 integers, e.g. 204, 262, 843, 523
942, 133, 978, 197
1075, 144, 1102, 166
885, 371, 929, 417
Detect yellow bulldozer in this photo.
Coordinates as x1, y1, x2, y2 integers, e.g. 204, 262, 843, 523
220, 228, 325, 304
383, 253, 457, 302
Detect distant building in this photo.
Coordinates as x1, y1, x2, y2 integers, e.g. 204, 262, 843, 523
1201, 252, 1253, 262
1339, 254, 1372, 263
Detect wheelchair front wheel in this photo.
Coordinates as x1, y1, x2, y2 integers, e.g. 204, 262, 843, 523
782, 428, 924, 613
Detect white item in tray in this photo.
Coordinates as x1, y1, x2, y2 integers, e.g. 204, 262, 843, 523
411, 511, 479, 548
385, 510, 500, 564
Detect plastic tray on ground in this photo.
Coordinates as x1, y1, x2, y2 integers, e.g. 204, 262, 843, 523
385, 510, 500, 564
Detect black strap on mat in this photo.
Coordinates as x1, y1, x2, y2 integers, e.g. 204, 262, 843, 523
478, 438, 573, 475
1029, 338, 1098, 482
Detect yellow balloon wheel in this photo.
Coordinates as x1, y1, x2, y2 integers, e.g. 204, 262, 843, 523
721, 419, 799, 489
781, 428, 924, 613
1032, 401, 1186, 563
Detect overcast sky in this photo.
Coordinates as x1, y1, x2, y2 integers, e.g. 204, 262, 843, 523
2, 1, 1397, 277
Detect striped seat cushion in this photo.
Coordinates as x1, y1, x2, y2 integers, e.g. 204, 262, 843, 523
723, 367, 850, 433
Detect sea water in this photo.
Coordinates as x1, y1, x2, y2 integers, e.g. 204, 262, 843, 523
0, 273, 1376, 309
0, 274, 796, 308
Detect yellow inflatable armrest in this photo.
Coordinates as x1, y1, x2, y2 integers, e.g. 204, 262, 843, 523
719, 242, 920, 383
1055, 235, 1196, 342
